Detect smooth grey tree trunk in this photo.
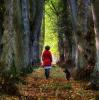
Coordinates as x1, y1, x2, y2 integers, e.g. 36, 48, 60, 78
29, 0, 36, 65
31, 0, 44, 65
68, 0, 78, 67
91, 1, 99, 73
82, 0, 90, 33
21, 0, 30, 68
86, 0, 99, 87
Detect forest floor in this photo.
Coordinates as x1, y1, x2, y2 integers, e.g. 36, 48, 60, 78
0, 66, 99, 100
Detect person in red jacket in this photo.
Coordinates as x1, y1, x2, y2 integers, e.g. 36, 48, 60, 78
42, 45, 52, 79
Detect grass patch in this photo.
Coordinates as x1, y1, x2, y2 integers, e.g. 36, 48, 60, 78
63, 83, 72, 90
51, 66, 65, 78
32, 66, 40, 70
39, 82, 72, 91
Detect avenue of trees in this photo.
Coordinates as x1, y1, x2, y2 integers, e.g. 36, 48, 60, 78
0, 0, 99, 87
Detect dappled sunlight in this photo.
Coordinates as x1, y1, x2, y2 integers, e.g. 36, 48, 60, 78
78, 45, 84, 53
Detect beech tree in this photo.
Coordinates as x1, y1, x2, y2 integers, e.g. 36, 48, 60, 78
0, 0, 15, 77
91, 0, 99, 82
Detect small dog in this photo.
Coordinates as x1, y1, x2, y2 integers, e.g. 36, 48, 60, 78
63, 68, 71, 80
62, 59, 74, 80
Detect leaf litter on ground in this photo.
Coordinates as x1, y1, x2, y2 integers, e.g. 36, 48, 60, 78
0, 66, 98, 100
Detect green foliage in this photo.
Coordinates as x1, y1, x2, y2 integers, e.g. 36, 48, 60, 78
44, 0, 59, 56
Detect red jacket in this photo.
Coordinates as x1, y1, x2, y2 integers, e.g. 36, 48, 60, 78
42, 50, 52, 66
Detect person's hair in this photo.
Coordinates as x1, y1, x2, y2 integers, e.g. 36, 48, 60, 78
45, 45, 50, 50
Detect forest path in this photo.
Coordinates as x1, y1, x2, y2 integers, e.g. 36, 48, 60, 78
18, 67, 96, 100
0, 67, 98, 100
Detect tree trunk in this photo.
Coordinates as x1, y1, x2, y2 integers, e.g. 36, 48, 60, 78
64, 34, 72, 61
62, 0, 72, 61
29, 0, 36, 65
0, 0, 15, 75
57, 0, 71, 63
68, 0, 78, 67
21, 0, 30, 67
40, 17, 45, 55
31, 0, 44, 65
91, 0, 99, 75
58, 33, 64, 62
40, 1, 45, 55
82, 0, 90, 33
77, 0, 90, 68
14, 0, 26, 74
0, 0, 4, 58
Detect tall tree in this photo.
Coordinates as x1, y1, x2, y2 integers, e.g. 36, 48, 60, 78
40, 16, 45, 55
82, 0, 90, 33
91, 0, 99, 77
0, 0, 15, 75
0, 0, 4, 58
58, 0, 72, 62
77, 0, 90, 68
68, 0, 78, 67
31, 0, 44, 65
21, 0, 30, 68
14, 0, 26, 74
57, 0, 65, 62
29, 0, 36, 65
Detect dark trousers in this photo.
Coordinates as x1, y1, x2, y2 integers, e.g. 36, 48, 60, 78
45, 69, 50, 79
